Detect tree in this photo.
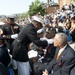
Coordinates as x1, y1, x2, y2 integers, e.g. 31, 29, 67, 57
18, 12, 29, 20
28, 0, 46, 16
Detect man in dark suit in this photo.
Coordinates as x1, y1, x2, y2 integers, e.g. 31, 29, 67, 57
0, 63, 10, 75
12, 16, 48, 75
42, 33, 75, 75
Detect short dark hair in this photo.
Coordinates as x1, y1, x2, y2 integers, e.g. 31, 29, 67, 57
7, 17, 15, 21
71, 16, 75, 20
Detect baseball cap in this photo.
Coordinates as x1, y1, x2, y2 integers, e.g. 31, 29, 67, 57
37, 28, 44, 34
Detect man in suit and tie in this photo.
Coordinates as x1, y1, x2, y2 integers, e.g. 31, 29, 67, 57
42, 33, 75, 75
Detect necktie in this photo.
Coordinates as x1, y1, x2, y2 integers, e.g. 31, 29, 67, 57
56, 50, 63, 60
56, 52, 60, 60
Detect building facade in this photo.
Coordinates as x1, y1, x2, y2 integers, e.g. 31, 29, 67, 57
46, 5, 59, 14
58, 0, 73, 9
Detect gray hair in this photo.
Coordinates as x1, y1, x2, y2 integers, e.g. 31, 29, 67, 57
55, 33, 68, 45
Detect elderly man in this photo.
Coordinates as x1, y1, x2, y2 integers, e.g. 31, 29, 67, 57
12, 16, 48, 75
42, 33, 75, 75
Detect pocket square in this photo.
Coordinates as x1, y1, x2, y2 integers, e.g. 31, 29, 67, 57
58, 62, 62, 66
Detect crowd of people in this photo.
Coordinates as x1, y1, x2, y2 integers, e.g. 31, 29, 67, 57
0, 3, 75, 75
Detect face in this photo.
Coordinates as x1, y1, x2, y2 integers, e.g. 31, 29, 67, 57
54, 35, 60, 47
5, 18, 10, 24
36, 22, 43, 30
6, 18, 14, 24
9, 19, 15, 24
38, 33, 44, 38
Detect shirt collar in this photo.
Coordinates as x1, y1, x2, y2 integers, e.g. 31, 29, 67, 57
59, 44, 67, 53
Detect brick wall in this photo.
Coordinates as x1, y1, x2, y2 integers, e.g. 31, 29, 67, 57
58, 0, 71, 9
46, 5, 59, 14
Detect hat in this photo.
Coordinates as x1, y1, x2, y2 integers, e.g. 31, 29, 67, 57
7, 16, 15, 21
32, 16, 43, 24
37, 28, 44, 34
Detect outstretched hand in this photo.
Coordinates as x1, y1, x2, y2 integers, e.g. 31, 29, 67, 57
42, 69, 48, 75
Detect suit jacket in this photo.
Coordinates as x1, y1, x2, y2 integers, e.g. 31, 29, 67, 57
0, 45, 10, 67
0, 63, 10, 75
12, 23, 48, 62
46, 44, 75, 75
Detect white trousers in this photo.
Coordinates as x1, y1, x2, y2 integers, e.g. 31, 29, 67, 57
17, 61, 30, 75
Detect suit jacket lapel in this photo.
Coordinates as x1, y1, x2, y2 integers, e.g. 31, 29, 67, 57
48, 45, 68, 70
54, 48, 59, 59
47, 48, 59, 70
55, 45, 68, 63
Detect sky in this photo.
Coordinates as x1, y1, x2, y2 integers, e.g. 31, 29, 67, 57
0, 0, 58, 16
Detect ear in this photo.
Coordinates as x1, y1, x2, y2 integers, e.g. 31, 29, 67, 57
58, 42, 62, 47
33, 22, 38, 28
36, 22, 39, 28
